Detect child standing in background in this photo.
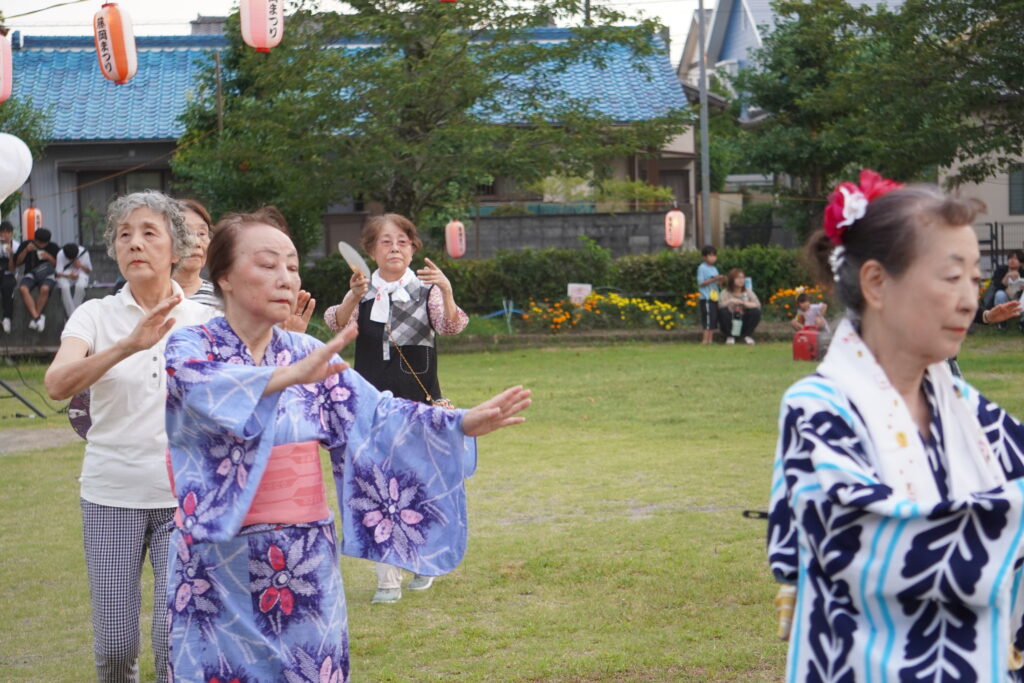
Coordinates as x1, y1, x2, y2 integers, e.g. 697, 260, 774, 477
696, 245, 724, 345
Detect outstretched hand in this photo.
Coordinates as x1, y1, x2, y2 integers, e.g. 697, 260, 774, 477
986, 300, 1022, 324
462, 385, 532, 437
121, 294, 181, 354
282, 325, 359, 387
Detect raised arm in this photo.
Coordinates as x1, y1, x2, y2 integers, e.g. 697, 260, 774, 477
262, 326, 356, 396
324, 271, 367, 333
45, 294, 182, 400
418, 258, 465, 328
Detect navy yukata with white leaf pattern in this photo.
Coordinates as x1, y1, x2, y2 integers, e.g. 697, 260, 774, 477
163, 317, 476, 683
769, 373, 1024, 682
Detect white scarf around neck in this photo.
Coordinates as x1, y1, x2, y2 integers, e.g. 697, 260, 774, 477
369, 268, 418, 324
817, 317, 1003, 503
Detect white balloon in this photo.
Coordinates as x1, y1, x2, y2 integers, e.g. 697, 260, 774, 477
0, 133, 33, 205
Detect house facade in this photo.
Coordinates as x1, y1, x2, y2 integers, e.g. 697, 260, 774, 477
8, 21, 692, 264
9, 33, 222, 281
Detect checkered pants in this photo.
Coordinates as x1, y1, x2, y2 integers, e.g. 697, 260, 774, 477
80, 500, 174, 683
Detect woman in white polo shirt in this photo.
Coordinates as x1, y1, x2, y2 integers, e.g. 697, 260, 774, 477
45, 191, 213, 683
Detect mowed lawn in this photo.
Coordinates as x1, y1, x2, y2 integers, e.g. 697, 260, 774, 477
1, 334, 1022, 681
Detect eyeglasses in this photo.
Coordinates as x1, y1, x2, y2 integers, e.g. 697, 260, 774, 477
378, 238, 411, 250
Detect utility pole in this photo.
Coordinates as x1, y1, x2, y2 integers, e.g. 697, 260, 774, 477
697, 0, 712, 247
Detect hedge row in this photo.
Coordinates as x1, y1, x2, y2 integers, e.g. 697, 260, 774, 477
301, 239, 812, 316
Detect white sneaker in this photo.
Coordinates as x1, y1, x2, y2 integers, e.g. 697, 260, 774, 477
27, 318, 38, 331
36, 314, 45, 332
725, 337, 735, 345
1, 318, 9, 333
744, 336, 755, 345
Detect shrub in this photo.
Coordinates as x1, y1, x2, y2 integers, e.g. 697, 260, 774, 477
612, 245, 810, 304
300, 240, 811, 318
728, 202, 776, 227
488, 204, 531, 217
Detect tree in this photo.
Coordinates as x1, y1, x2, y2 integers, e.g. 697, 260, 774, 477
888, 0, 1024, 185
730, 0, 1024, 236
0, 97, 53, 219
172, 1, 689, 255
731, 0, 886, 236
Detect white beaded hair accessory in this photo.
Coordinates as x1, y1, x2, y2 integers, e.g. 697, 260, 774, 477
828, 245, 846, 282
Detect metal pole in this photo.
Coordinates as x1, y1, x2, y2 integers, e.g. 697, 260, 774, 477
697, 0, 712, 247
214, 51, 224, 134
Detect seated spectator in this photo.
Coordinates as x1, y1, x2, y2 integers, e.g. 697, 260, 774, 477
988, 251, 1024, 332
790, 293, 829, 332
994, 251, 1024, 306
718, 268, 761, 345
15, 227, 60, 332
55, 242, 92, 317
1004, 266, 1023, 302
0, 221, 19, 333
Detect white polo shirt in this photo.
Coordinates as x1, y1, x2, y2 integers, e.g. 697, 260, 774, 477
62, 281, 215, 509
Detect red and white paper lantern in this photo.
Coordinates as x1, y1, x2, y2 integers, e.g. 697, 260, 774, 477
664, 208, 685, 248
0, 32, 12, 104
445, 219, 466, 259
93, 3, 137, 85
23, 206, 41, 242
240, 0, 285, 53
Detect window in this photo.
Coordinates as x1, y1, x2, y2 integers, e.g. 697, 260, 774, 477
77, 170, 170, 246
1011, 166, 1024, 215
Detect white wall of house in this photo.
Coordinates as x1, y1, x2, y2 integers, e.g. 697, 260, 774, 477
948, 166, 1023, 227
13, 142, 176, 248
942, 158, 1024, 273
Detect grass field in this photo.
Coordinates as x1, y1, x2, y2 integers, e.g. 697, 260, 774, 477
1, 332, 1022, 681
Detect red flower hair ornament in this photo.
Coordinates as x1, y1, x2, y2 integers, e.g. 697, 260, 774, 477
822, 169, 903, 246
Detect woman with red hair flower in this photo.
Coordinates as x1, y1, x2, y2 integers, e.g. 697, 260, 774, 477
768, 171, 1024, 679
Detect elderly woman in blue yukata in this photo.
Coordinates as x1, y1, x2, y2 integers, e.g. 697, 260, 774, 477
768, 170, 1024, 681
162, 212, 530, 683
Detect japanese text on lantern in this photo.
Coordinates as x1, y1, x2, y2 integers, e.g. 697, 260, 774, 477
268, 2, 280, 38
96, 18, 113, 75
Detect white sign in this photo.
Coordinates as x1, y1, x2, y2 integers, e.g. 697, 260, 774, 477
567, 282, 592, 305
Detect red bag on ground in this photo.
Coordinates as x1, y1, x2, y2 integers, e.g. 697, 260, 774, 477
793, 325, 820, 361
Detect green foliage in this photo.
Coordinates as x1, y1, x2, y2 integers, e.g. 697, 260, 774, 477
728, 202, 775, 227
302, 240, 808, 315
614, 246, 808, 303
487, 203, 531, 217
0, 97, 53, 218
592, 179, 675, 211
173, 2, 689, 255
730, 0, 1024, 230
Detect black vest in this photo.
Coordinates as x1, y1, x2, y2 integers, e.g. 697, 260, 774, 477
354, 283, 441, 403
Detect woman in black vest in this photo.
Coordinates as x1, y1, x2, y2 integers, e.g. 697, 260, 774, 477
324, 213, 468, 604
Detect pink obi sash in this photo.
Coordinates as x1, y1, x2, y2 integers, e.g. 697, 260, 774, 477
242, 441, 330, 526
167, 441, 329, 530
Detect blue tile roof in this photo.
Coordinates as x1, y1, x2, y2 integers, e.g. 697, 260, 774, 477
13, 35, 225, 141
11, 28, 685, 142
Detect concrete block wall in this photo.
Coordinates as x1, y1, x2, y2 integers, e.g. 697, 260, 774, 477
461, 209, 697, 259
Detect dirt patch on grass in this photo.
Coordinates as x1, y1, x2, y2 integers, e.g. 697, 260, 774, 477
0, 426, 81, 455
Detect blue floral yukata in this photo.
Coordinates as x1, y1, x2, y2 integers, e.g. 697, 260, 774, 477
164, 317, 477, 682
769, 373, 1024, 682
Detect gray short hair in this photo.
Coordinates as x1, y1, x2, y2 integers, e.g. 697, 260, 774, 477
103, 191, 196, 273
